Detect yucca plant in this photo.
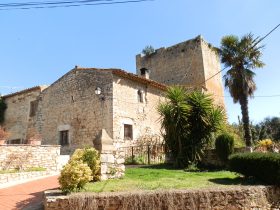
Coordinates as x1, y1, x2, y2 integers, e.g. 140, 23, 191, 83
158, 87, 225, 167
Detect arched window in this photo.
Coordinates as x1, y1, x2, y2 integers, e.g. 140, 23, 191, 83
137, 90, 144, 103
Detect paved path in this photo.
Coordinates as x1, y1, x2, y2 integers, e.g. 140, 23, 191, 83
0, 175, 59, 210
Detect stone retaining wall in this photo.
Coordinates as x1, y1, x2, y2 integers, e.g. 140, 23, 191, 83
0, 170, 57, 186
201, 148, 249, 167
0, 145, 60, 171
44, 186, 280, 210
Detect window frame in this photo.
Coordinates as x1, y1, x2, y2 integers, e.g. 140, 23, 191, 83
137, 89, 144, 103
59, 130, 69, 146
124, 124, 133, 140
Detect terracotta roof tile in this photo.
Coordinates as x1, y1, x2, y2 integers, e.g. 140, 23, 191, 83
75, 67, 167, 90
2, 85, 48, 99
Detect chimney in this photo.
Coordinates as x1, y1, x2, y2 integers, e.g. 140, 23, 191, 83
140, 68, 150, 79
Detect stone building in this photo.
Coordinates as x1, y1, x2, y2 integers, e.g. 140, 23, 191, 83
136, 35, 225, 107
2, 35, 225, 153
3, 68, 166, 155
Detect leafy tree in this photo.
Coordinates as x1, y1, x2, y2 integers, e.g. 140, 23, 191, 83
259, 117, 280, 141
142, 45, 155, 56
158, 86, 225, 167
219, 34, 265, 146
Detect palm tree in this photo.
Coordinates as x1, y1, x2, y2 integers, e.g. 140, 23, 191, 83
220, 33, 265, 147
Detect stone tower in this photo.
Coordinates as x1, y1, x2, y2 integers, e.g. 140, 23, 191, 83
136, 35, 225, 107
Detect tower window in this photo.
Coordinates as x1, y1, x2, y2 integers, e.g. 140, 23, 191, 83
140, 68, 148, 76
137, 90, 144, 103
124, 124, 133, 140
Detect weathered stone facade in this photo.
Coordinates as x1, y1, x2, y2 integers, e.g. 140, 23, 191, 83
44, 186, 280, 210
35, 68, 115, 154
2, 86, 47, 143
112, 74, 165, 147
136, 35, 225, 107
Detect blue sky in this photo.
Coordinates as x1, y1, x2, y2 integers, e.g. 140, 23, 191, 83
0, 0, 279, 123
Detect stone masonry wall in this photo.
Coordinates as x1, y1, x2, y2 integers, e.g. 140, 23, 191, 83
3, 87, 44, 143
136, 37, 205, 88
100, 148, 125, 180
136, 36, 225, 107
112, 75, 165, 147
44, 186, 280, 210
0, 145, 60, 171
0, 171, 57, 186
201, 39, 225, 107
35, 68, 114, 154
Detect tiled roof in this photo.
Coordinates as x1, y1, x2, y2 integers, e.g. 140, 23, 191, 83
76, 67, 167, 91
2, 85, 48, 99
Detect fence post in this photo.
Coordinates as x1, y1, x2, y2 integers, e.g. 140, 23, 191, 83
147, 145, 151, 165
132, 146, 134, 163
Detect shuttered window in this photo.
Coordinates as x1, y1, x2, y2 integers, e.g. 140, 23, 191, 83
124, 124, 133, 140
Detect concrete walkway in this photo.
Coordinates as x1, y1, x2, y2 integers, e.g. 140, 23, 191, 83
0, 175, 59, 210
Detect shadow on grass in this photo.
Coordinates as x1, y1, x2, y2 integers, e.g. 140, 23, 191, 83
208, 177, 263, 186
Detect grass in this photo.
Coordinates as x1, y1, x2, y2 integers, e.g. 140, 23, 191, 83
83, 164, 259, 193
0, 167, 46, 174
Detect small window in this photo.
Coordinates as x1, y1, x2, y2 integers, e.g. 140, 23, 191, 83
124, 124, 133, 140
29, 100, 38, 117
140, 68, 148, 76
60, 130, 69, 146
8, 139, 21, 144
137, 90, 144, 103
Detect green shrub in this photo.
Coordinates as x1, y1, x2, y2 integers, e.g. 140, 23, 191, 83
70, 147, 100, 181
59, 161, 93, 193
229, 152, 280, 184
215, 133, 234, 161
125, 155, 145, 165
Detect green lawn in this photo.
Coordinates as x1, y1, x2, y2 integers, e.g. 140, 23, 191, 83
83, 165, 258, 193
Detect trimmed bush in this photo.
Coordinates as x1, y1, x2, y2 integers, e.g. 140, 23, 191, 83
215, 133, 234, 161
70, 147, 101, 181
59, 161, 93, 193
229, 152, 280, 184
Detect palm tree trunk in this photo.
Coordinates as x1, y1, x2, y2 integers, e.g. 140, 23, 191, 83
240, 94, 252, 147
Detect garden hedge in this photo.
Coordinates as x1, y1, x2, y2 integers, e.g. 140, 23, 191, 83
229, 152, 280, 184
215, 133, 234, 161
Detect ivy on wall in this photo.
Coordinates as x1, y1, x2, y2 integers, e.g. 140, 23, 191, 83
0, 96, 7, 124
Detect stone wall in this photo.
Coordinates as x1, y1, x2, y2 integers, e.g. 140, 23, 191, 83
201, 40, 225, 107
136, 37, 205, 88
0, 145, 60, 171
112, 75, 165, 147
0, 170, 57, 186
35, 68, 114, 154
136, 36, 225, 107
3, 86, 47, 143
100, 148, 125, 180
201, 148, 250, 167
44, 186, 280, 210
